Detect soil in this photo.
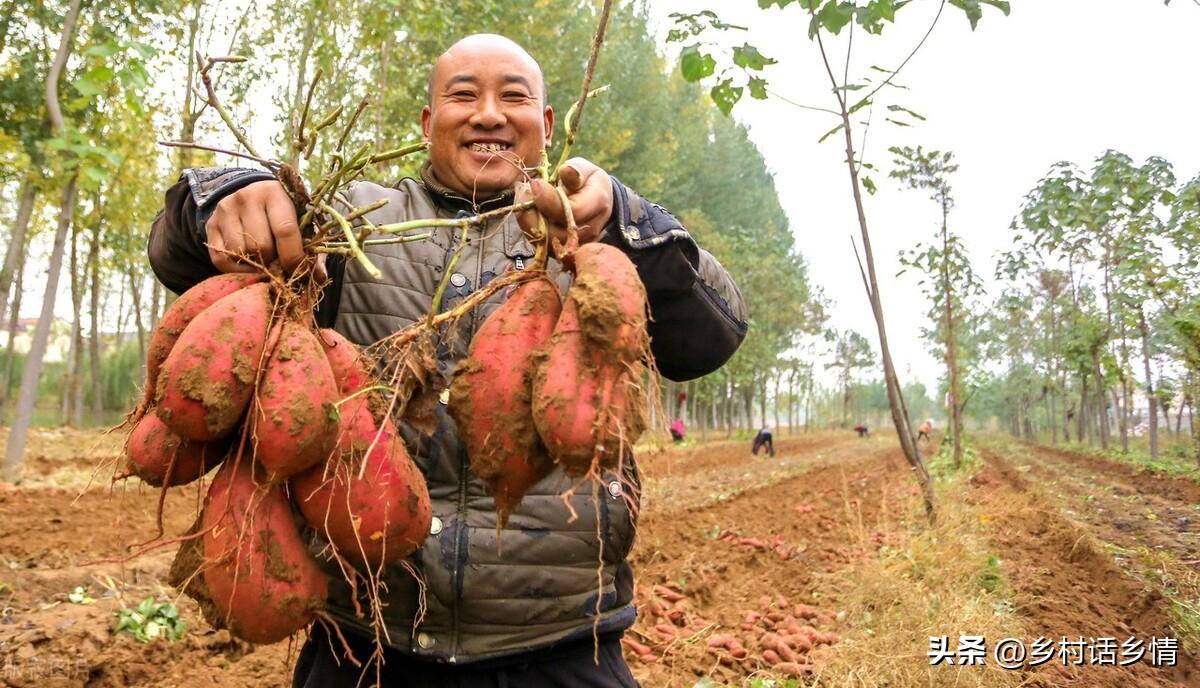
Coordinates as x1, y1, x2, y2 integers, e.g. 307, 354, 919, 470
974, 445, 1199, 687
2, 430, 1198, 687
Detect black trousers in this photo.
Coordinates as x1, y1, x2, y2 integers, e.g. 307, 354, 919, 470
752, 434, 774, 456
292, 625, 641, 688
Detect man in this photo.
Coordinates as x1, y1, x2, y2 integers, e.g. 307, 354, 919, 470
917, 419, 933, 442
751, 425, 773, 457
669, 417, 685, 443
148, 34, 746, 688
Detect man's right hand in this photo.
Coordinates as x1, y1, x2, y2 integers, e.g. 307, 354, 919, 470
206, 180, 305, 275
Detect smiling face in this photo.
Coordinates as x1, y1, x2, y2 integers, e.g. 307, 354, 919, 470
422, 35, 553, 200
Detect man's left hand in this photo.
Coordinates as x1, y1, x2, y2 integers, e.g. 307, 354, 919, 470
516, 157, 613, 247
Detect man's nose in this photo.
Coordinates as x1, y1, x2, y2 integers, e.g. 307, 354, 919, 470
469, 94, 506, 129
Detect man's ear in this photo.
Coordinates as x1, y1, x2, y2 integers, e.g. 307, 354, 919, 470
421, 105, 432, 141
543, 105, 554, 148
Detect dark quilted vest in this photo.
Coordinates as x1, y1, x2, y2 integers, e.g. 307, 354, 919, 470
324, 177, 639, 663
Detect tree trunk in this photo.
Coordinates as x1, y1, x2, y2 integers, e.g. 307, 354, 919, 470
0, 236, 25, 409
64, 223, 84, 427
4, 177, 77, 481
176, 0, 204, 171
2, 0, 83, 483
940, 210, 964, 468
1093, 355, 1109, 450
284, 5, 318, 165
0, 176, 36, 317
1176, 391, 1186, 436
1138, 309, 1158, 459
829, 77, 932, 520
88, 226, 103, 421
1078, 374, 1087, 443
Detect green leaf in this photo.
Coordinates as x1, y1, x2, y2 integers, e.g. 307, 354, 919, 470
83, 41, 119, 58
863, 175, 878, 195
874, 0, 897, 21
73, 78, 105, 97
131, 41, 157, 60
732, 43, 777, 71
748, 77, 768, 100
848, 96, 872, 115
710, 80, 743, 115
84, 66, 116, 83
885, 117, 912, 127
982, 0, 1011, 15
818, 122, 845, 143
82, 166, 111, 184
679, 44, 716, 82
119, 64, 149, 92
818, 1, 855, 34
886, 104, 926, 121
799, 0, 823, 10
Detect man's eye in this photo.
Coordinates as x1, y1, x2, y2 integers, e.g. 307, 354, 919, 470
450, 90, 476, 99
502, 91, 531, 101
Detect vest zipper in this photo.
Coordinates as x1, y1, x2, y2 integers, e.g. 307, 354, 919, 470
450, 218, 488, 660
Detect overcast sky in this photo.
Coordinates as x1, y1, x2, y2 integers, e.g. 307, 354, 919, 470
646, 0, 1200, 392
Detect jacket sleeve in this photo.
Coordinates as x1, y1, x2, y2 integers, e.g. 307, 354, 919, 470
600, 177, 748, 382
147, 167, 276, 295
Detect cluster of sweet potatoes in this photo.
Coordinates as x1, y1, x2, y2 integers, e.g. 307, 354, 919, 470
449, 243, 650, 525
627, 587, 841, 678
124, 273, 430, 643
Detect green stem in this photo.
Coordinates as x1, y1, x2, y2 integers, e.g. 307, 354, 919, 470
314, 232, 432, 253
320, 202, 380, 278
374, 200, 534, 235
553, 85, 608, 177
333, 384, 393, 408
368, 141, 428, 165
428, 237, 466, 324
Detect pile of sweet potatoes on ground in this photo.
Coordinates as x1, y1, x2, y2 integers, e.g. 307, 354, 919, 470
625, 586, 841, 678
123, 272, 430, 643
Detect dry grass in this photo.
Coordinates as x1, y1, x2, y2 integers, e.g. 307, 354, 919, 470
805, 471, 1029, 688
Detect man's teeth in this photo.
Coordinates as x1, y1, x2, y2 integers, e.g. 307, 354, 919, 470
471, 142, 510, 153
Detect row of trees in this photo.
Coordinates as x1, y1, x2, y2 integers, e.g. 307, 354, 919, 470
0, 0, 824, 478
980, 151, 1200, 462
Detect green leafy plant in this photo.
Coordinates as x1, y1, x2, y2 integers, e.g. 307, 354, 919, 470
113, 597, 187, 643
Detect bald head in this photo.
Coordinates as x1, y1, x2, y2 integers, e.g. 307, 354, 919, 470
427, 34, 547, 106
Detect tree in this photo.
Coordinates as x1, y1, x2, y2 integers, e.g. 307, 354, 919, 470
3, 0, 84, 483
893, 146, 983, 467
825, 329, 874, 427
668, 0, 1010, 520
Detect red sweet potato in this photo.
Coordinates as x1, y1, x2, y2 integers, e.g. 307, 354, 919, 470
775, 662, 813, 678
139, 273, 267, 415
156, 282, 273, 440
201, 458, 327, 644
569, 243, 647, 358
531, 296, 647, 475
292, 398, 431, 568
448, 277, 561, 525
125, 410, 226, 487
317, 328, 372, 397
251, 321, 338, 481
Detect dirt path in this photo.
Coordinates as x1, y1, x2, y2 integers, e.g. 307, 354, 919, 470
975, 445, 1199, 687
